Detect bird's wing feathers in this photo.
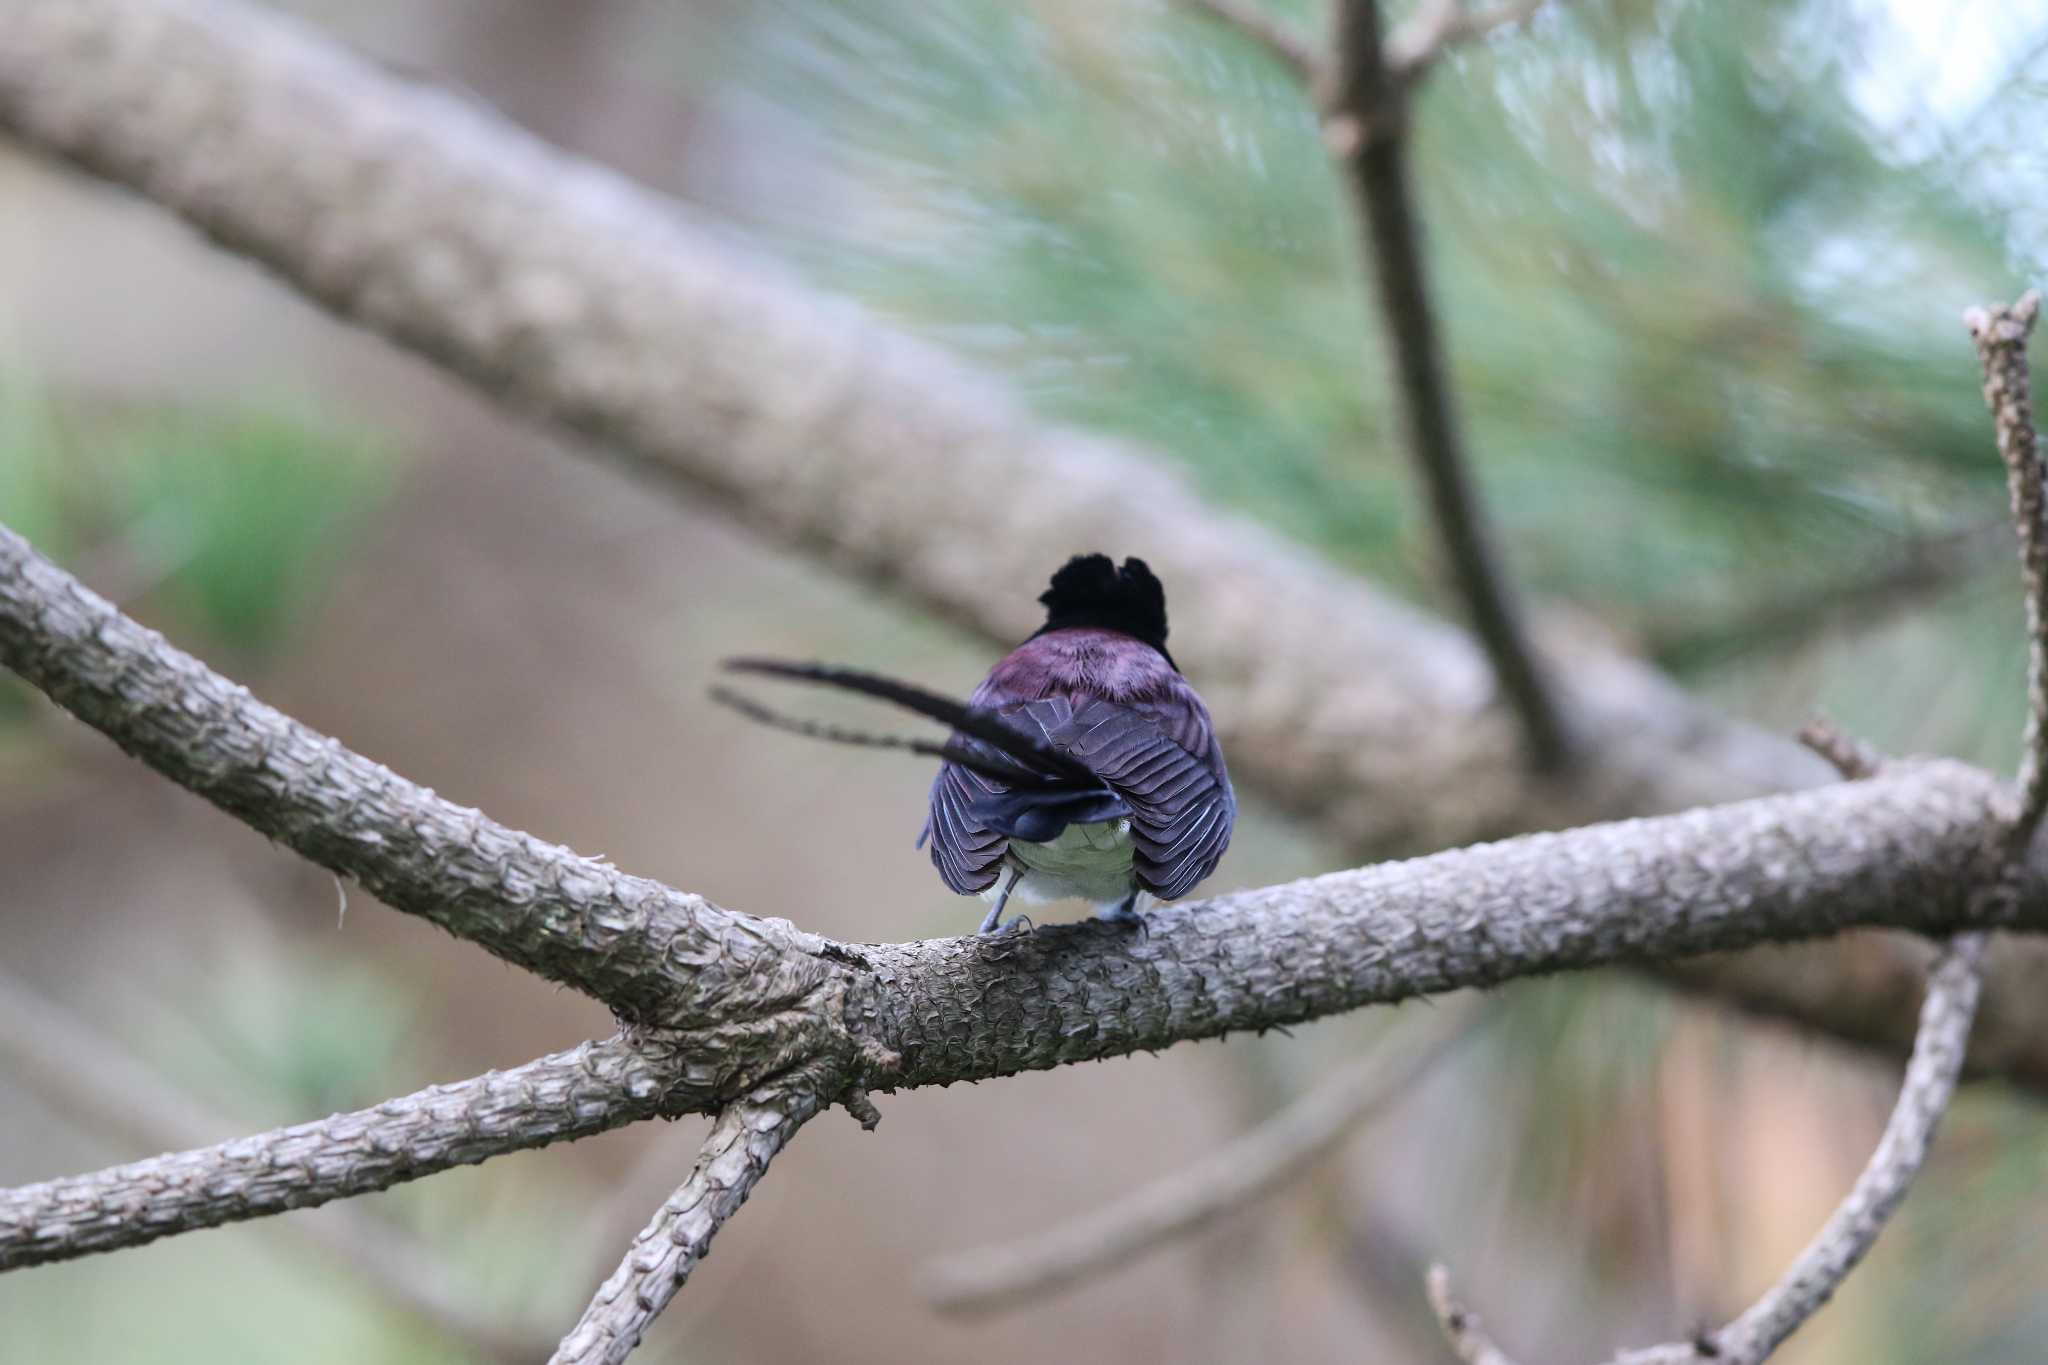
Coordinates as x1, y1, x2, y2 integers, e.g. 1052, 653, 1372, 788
923, 689, 1233, 902
1054, 696, 1234, 900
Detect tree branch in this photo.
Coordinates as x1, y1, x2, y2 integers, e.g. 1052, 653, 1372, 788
1176, 0, 1319, 83
1323, 0, 1574, 771
1428, 931, 1986, 1365
0, 521, 830, 1039
1968, 291, 2048, 836
0, 970, 552, 1359
7, 505, 2048, 1290
1384, 0, 1551, 81
921, 999, 1491, 1315
551, 1077, 823, 1365
0, 1033, 670, 1271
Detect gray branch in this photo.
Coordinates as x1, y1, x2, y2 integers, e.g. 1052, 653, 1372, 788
1968, 292, 2048, 837
1428, 931, 1986, 1365
0, 1033, 671, 1271
551, 1079, 824, 1365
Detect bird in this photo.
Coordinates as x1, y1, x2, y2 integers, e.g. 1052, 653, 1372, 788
711, 553, 1235, 935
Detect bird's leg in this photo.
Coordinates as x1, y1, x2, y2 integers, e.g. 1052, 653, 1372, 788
978, 864, 1028, 936
1097, 891, 1147, 939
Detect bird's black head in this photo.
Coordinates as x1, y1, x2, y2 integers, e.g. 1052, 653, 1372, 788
1033, 554, 1173, 663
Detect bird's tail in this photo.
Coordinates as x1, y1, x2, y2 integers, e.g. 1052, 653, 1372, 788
710, 658, 1095, 785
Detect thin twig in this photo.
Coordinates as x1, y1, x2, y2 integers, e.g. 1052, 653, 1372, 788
1325, 0, 1575, 771
0, 970, 551, 1359
550, 1080, 823, 1365
1385, 0, 1550, 80
1796, 715, 1883, 781
1428, 932, 1985, 1365
1426, 1264, 1522, 1365
1966, 291, 2048, 837
1691, 931, 1985, 1362
922, 1000, 1491, 1316
1175, 0, 1320, 82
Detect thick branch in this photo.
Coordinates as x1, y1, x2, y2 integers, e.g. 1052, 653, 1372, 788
922, 1000, 1488, 1315
0, 522, 826, 1029
5, 509, 2048, 1281
1323, 0, 1573, 772
0, 1034, 669, 1271
551, 1079, 823, 1365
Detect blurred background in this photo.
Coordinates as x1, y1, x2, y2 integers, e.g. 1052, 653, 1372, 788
4, 0, 2048, 1360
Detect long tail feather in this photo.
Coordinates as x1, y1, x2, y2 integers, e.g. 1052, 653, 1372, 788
707, 685, 1039, 785
719, 658, 1096, 780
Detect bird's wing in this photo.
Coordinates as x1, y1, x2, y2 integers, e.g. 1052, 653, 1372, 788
1040, 695, 1236, 901
922, 757, 1010, 894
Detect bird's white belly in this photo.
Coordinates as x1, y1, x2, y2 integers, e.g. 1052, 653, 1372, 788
983, 818, 1137, 907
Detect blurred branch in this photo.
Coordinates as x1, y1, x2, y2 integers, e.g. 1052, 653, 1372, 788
1427, 1264, 1519, 1365
1177, 0, 1318, 82
921, 999, 1490, 1316
1644, 520, 2009, 672
0, 971, 551, 1360
0, 1031, 672, 1271
552, 1079, 823, 1365
1797, 714, 1884, 780
1384, 0, 1550, 80
1325, 0, 1574, 772
23, 0, 2046, 1075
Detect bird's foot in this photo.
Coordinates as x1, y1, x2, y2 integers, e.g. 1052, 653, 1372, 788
1096, 898, 1148, 940
977, 912, 1033, 937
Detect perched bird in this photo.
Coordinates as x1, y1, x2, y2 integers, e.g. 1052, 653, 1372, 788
713, 554, 1235, 934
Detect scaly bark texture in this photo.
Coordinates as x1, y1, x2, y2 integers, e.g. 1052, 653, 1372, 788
0, 522, 827, 1031
550, 1080, 824, 1365
0, 1036, 669, 1270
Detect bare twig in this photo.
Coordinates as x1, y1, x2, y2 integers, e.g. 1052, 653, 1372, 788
0, 971, 550, 1359
1691, 930, 1986, 1362
551, 1080, 823, 1365
1325, 0, 1574, 771
1797, 715, 1883, 781
1428, 932, 1986, 1365
1646, 519, 2009, 671
1175, 0, 1320, 82
1385, 0, 1550, 80
923, 1000, 1491, 1316
1427, 1264, 1522, 1365
1967, 291, 2048, 837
